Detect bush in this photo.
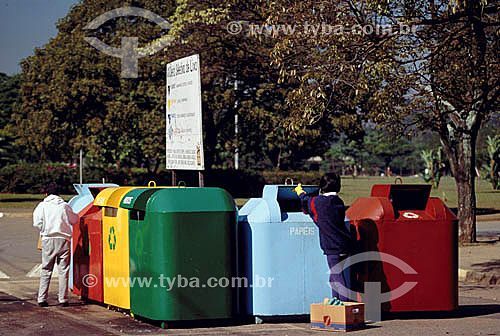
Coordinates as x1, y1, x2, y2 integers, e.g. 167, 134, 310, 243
0, 163, 266, 198
0, 163, 78, 194
205, 169, 265, 198
0, 163, 320, 198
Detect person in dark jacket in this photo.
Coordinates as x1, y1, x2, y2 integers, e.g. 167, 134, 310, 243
294, 172, 352, 301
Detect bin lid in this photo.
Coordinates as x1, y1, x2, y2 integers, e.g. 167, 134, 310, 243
371, 184, 431, 211
72, 183, 119, 197
262, 185, 320, 213
94, 187, 136, 208
239, 184, 322, 222
119, 188, 164, 211
68, 184, 119, 212
145, 188, 235, 213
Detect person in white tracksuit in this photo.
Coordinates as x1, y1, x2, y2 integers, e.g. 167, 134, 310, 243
33, 183, 78, 307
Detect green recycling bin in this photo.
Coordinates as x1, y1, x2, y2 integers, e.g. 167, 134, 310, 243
119, 187, 237, 322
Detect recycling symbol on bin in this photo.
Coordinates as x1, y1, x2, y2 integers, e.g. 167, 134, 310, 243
108, 226, 117, 250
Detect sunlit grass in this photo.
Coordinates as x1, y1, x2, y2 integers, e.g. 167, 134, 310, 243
1, 177, 499, 212
0, 194, 74, 209
237, 176, 500, 211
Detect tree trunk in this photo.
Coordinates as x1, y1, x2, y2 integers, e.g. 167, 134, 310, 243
153, 158, 161, 174
441, 133, 477, 243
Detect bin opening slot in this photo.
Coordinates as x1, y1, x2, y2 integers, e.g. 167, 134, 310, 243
104, 207, 118, 217
130, 210, 145, 221
389, 185, 431, 211
277, 186, 320, 212
89, 187, 103, 198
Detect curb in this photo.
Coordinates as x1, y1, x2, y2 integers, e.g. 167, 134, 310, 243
459, 268, 500, 286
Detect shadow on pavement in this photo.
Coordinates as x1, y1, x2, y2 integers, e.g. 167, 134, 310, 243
382, 304, 500, 320
472, 259, 500, 273
132, 315, 258, 329
450, 208, 500, 216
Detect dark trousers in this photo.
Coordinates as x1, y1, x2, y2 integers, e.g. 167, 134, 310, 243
326, 254, 348, 301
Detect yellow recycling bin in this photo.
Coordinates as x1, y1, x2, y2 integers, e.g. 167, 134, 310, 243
94, 186, 136, 309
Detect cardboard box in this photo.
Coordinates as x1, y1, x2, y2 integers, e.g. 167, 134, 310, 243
310, 302, 365, 332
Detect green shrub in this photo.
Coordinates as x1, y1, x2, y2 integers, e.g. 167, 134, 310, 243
0, 163, 78, 194
0, 163, 321, 198
0, 164, 266, 198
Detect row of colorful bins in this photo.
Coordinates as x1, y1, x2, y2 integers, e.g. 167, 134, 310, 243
238, 183, 457, 319
72, 183, 162, 304
70, 182, 458, 323
72, 184, 236, 321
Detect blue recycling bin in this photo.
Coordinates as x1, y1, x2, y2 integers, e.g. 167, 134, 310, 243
238, 184, 351, 320
68, 184, 119, 212
67, 183, 118, 289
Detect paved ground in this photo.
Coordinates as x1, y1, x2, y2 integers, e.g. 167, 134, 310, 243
1, 208, 499, 335
1, 281, 500, 335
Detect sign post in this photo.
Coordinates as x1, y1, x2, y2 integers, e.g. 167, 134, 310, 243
166, 54, 205, 186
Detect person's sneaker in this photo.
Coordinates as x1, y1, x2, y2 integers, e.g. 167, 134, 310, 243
59, 302, 69, 307
38, 301, 48, 307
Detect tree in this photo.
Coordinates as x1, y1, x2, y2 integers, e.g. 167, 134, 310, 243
0, 73, 22, 166
364, 131, 415, 176
14, 0, 176, 170
323, 129, 422, 177
165, 0, 341, 170
482, 135, 500, 190
323, 135, 367, 177
15, 0, 338, 171
270, 0, 500, 243
0, 73, 22, 129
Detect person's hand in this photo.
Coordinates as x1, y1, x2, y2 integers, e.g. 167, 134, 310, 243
293, 183, 306, 196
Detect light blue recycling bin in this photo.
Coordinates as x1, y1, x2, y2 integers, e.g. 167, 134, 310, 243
238, 184, 351, 321
68, 184, 119, 212
67, 183, 118, 289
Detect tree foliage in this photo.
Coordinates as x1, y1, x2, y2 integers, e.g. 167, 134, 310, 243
0, 73, 23, 167
14, 0, 175, 170
14, 0, 339, 171
269, 0, 500, 242
166, 0, 339, 169
324, 128, 423, 177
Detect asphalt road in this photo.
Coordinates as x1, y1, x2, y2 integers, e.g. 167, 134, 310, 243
477, 221, 500, 239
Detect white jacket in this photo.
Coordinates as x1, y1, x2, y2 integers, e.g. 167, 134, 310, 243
33, 195, 79, 240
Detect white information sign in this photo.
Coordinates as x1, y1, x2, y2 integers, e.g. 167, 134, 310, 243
166, 54, 204, 170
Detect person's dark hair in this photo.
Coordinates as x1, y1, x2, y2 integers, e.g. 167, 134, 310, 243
319, 172, 341, 193
44, 183, 60, 195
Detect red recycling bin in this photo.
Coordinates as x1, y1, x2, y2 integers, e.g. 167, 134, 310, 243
72, 202, 104, 303
346, 184, 458, 312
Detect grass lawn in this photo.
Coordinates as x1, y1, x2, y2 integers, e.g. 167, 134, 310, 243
0, 194, 74, 209
236, 176, 500, 212
340, 176, 500, 210
1, 176, 499, 214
